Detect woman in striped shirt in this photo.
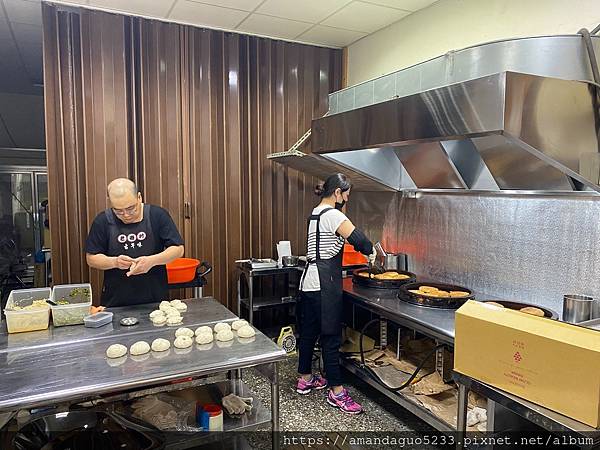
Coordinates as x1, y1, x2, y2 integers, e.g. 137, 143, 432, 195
296, 173, 376, 414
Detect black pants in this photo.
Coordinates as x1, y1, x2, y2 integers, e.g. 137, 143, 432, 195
297, 290, 342, 387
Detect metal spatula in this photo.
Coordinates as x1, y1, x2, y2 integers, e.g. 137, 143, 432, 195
369, 241, 386, 276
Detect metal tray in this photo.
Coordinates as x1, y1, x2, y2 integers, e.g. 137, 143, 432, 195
352, 269, 416, 289
398, 282, 473, 309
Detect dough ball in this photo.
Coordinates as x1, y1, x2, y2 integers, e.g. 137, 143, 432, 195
151, 315, 167, 325
170, 299, 182, 305
520, 306, 545, 317
231, 319, 248, 331
171, 300, 188, 312
106, 344, 127, 359
195, 326, 212, 336
165, 307, 180, 317
237, 325, 256, 338
174, 336, 193, 349
214, 322, 231, 334
195, 332, 214, 345
151, 338, 171, 352
175, 327, 194, 338
130, 341, 151, 356
216, 329, 234, 342
149, 310, 165, 319
486, 302, 505, 308
159, 301, 171, 311
167, 315, 182, 326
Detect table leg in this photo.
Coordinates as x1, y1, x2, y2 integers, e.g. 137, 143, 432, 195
237, 275, 242, 316
457, 383, 469, 450
271, 362, 280, 450
248, 275, 254, 324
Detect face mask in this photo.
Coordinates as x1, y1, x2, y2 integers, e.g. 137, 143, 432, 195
335, 199, 346, 210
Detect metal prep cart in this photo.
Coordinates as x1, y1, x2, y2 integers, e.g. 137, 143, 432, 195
236, 261, 303, 325
0, 298, 285, 450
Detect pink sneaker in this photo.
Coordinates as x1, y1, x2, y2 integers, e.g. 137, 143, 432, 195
327, 388, 363, 415
296, 374, 328, 395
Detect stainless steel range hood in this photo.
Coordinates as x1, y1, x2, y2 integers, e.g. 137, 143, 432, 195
268, 35, 600, 193
311, 71, 599, 192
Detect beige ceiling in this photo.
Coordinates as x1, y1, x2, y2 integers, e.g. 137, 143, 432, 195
54, 0, 439, 48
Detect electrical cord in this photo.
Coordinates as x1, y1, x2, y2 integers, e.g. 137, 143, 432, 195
357, 318, 446, 392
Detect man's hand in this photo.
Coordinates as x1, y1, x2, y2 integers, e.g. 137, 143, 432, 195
116, 255, 135, 270
126, 255, 156, 277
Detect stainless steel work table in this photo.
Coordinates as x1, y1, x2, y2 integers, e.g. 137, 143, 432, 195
0, 298, 286, 449
342, 278, 455, 345
343, 279, 599, 446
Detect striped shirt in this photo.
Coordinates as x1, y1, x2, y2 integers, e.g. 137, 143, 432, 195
301, 205, 347, 292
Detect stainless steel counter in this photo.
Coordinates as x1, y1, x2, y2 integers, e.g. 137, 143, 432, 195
0, 299, 285, 414
343, 278, 456, 344
0, 298, 237, 353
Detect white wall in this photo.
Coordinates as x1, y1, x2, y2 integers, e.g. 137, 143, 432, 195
347, 0, 600, 86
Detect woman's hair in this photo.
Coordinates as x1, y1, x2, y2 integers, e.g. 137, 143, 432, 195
314, 173, 351, 197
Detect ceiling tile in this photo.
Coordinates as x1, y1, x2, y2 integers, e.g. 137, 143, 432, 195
256, 0, 351, 24
298, 25, 366, 47
3, 0, 42, 26
361, 0, 437, 12
88, 0, 173, 17
187, 0, 263, 12
169, 1, 248, 29
237, 13, 312, 40
11, 22, 42, 44
322, 1, 410, 33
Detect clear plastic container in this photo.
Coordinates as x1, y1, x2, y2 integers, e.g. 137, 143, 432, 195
4, 288, 51, 333
50, 283, 92, 327
83, 311, 113, 328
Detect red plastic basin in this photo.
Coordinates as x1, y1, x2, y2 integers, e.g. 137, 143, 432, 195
167, 258, 199, 284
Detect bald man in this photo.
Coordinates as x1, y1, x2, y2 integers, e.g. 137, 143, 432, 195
85, 178, 184, 307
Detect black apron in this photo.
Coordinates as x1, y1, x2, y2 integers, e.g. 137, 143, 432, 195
300, 207, 344, 336
102, 205, 168, 307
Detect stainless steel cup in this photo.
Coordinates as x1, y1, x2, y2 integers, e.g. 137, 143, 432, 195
562, 294, 594, 323
383, 254, 399, 271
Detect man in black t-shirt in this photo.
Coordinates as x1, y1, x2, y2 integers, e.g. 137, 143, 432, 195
85, 178, 184, 307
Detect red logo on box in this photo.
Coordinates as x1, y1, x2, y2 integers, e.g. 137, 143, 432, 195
513, 352, 522, 363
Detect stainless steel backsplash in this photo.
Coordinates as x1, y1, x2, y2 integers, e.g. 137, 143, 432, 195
348, 192, 600, 315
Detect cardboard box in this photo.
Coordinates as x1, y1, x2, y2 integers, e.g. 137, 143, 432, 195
454, 301, 600, 428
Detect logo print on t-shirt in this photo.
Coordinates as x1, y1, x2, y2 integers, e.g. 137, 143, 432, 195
120, 231, 147, 250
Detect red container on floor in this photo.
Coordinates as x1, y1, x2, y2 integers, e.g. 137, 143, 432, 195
166, 258, 199, 283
